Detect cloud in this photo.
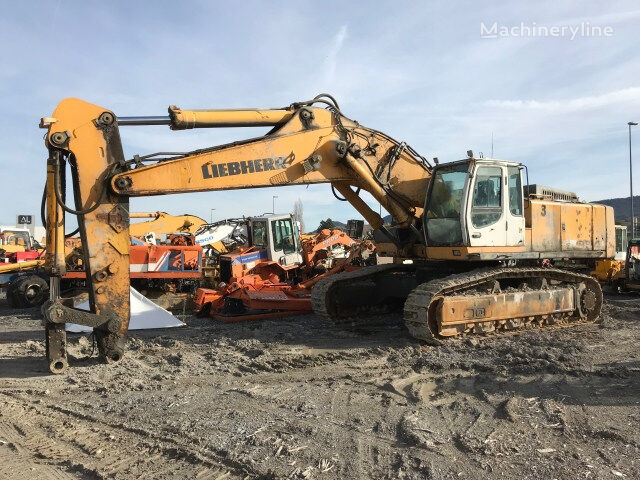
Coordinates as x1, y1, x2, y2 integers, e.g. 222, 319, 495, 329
323, 25, 348, 84
555, 8, 640, 28
483, 86, 640, 112
2, 2, 640, 230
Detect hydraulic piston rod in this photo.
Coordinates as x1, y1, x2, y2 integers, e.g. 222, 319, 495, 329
117, 116, 170, 126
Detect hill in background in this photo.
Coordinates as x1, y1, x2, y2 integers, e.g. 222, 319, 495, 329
592, 195, 637, 222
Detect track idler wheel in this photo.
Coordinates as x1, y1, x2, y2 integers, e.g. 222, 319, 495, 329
576, 282, 601, 322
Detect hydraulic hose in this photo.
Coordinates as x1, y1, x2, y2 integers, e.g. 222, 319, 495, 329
41, 181, 80, 238
331, 184, 360, 201
52, 151, 102, 216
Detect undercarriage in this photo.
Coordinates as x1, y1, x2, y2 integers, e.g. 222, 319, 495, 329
311, 263, 602, 343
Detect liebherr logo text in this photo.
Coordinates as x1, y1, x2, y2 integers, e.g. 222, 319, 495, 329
201, 157, 287, 179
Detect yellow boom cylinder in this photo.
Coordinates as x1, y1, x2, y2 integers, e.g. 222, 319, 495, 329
168, 106, 295, 129
343, 153, 412, 227
332, 183, 384, 230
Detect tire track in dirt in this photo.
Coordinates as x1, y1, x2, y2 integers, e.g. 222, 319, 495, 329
2, 295, 638, 479
0, 419, 79, 480
0, 391, 250, 480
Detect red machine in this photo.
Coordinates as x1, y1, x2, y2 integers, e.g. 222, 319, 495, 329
64, 236, 203, 293
5, 236, 203, 308
194, 239, 371, 322
1, 250, 43, 264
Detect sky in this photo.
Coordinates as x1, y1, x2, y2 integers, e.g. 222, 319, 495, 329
1, 1, 639, 232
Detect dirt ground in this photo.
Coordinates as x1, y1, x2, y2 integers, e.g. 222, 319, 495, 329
0, 291, 638, 480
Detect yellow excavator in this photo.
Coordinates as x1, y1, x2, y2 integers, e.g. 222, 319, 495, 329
129, 211, 206, 238
40, 94, 613, 373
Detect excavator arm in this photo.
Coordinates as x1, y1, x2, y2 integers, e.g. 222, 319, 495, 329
41, 94, 432, 373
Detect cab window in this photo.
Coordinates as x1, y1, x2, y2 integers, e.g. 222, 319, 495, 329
2, 230, 30, 247
616, 227, 627, 254
271, 219, 295, 254
424, 163, 469, 245
508, 166, 523, 216
471, 166, 502, 228
251, 220, 267, 247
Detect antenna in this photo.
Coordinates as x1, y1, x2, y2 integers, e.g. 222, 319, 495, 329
491, 132, 494, 158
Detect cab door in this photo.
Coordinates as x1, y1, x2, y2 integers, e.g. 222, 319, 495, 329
505, 166, 525, 246
466, 165, 506, 246
269, 217, 303, 266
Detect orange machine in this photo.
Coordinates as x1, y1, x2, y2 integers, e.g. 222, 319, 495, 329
591, 225, 628, 285
302, 228, 357, 271
193, 243, 365, 321
193, 214, 372, 321
215, 214, 304, 286
593, 238, 640, 293
215, 216, 368, 285
39, 94, 612, 373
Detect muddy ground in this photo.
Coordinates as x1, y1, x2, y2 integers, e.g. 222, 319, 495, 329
0, 291, 638, 480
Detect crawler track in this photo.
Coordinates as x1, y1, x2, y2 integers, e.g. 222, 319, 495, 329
311, 264, 412, 322
404, 267, 602, 344
312, 265, 602, 343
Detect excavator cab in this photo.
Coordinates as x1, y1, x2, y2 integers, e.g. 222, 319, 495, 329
423, 158, 525, 248
248, 214, 303, 266
218, 214, 303, 284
